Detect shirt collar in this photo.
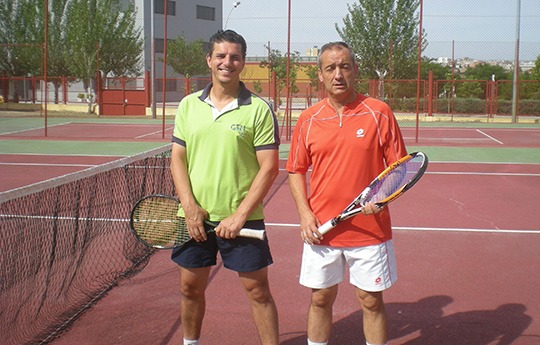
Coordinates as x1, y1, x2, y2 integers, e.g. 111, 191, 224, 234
198, 81, 252, 106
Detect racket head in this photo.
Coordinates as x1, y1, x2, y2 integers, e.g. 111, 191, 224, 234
360, 151, 428, 206
129, 194, 190, 249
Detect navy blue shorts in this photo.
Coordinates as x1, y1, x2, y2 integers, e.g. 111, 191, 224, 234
170, 220, 273, 272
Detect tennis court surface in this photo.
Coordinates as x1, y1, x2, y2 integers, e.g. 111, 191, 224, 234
1, 117, 539, 344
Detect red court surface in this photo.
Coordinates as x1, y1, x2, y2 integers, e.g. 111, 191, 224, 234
1, 122, 174, 141
2, 156, 540, 344
401, 127, 540, 147
0, 154, 122, 191
1, 122, 539, 147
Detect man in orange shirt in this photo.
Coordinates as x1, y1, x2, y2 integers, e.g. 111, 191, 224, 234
286, 42, 407, 345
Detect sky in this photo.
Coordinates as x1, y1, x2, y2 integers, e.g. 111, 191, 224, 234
222, 0, 540, 61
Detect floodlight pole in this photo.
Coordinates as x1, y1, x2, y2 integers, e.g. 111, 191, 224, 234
161, 0, 168, 138
511, 0, 521, 123
415, 0, 423, 143
286, 0, 292, 140
224, 2, 241, 29
44, 0, 49, 136
151, 1, 156, 118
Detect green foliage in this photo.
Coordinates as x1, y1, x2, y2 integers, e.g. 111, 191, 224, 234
0, 0, 143, 81
303, 64, 319, 91
336, 0, 425, 80
463, 63, 511, 81
160, 36, 208, 78
456, 81, 483, 99
259, 49, 303, 94
97, 2, 143, 77
47, 0, 73, 81
0, 0, 43, 76
420, 57, 452, 80
253, 80, 263, 94
529, 55, 540, 80
66, 0, 143, 81
519, 80, 540, 100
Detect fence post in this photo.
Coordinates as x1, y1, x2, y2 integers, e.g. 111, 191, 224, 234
427, 70, 433, 117
272, 71, 277, 111
96, 71, 102, 115
145, 70, 151, 107
62, 77, 67, 104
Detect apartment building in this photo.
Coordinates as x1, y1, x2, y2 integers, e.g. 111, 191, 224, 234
120, 0, 222, 100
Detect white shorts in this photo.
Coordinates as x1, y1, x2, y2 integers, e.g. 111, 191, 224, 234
299, 240, 397, 292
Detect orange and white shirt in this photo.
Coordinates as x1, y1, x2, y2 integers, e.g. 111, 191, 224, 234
286, 94, 407, 247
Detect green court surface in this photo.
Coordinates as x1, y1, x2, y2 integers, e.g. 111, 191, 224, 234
279, 143, 540, 164
1, 115, 539, 163
1, 138, 539, 165
0, 140, 167, 156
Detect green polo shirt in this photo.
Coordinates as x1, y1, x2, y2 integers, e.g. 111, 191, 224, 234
172, 82, 280, 221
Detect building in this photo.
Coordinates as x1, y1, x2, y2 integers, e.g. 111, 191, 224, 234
120, 0, 223, 101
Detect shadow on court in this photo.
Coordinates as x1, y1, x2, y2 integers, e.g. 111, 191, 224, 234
281, 296, 533, 345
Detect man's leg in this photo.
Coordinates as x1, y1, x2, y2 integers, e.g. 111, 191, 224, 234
307, 285, 339, 343
356, 289, 388, 345
179, 266, 212, 341
239, 267, 279, 345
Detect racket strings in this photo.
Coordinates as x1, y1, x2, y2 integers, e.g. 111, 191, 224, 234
364, 157, 424, 203
131, 197, 189, 248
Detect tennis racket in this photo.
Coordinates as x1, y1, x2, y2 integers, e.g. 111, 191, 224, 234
129, 194, 266, 249
318, 151, 428, 235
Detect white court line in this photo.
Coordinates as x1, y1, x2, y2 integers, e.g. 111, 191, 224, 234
265, 222, 540, 234
2, 216, 537, 235
0, 122, 73, 136
0, 214, 129, 222
476, 129, 504, 144
135, 126, 174, 139
0, 162, 96, 167
403, 136, 492, 142
0, 152, 124, 157
278, 168, 540, 177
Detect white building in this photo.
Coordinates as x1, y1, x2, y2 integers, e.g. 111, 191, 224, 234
120, 0, 223, 100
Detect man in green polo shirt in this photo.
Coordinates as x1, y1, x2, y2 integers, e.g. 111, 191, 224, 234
170, 29, 280, 345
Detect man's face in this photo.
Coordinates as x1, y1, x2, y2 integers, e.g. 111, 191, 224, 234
206, 41, 245, 85
318, 47, 358, 98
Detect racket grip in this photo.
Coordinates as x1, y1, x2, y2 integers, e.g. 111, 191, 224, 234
317, 220, 335, 236
238, 228, 266, 240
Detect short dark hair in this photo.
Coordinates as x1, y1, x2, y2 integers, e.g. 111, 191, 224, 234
318, 41, 357, 68
207, 29, 247, 58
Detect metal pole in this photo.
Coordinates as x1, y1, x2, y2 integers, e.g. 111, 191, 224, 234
286, 0, 291, 140
161, 0, 168, 138
151, 0, 156, 118
265, 41, 271, 103
511, 0, 521, 123
44, 0, 48, 137
415, 0, 423, 143
451, 40, 455, 119
225, 2, 241, 29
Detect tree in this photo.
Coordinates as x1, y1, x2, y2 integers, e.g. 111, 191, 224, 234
335, 0, 425, 80
529, 55, 540, 81
0, 0, 43, 101
46, 0, 74, 104
304, 64, 319, 92
97, 2, 143, 77
65, 0, 143, 112
420, 57, 452, 80
259, 49, 302, 102
463, 63, 510, 81
160, 36, 208, 95
161, 36, 208, 79
463, 63, 512, 100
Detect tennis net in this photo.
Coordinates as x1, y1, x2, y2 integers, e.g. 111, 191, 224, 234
0, 145, 174, 345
